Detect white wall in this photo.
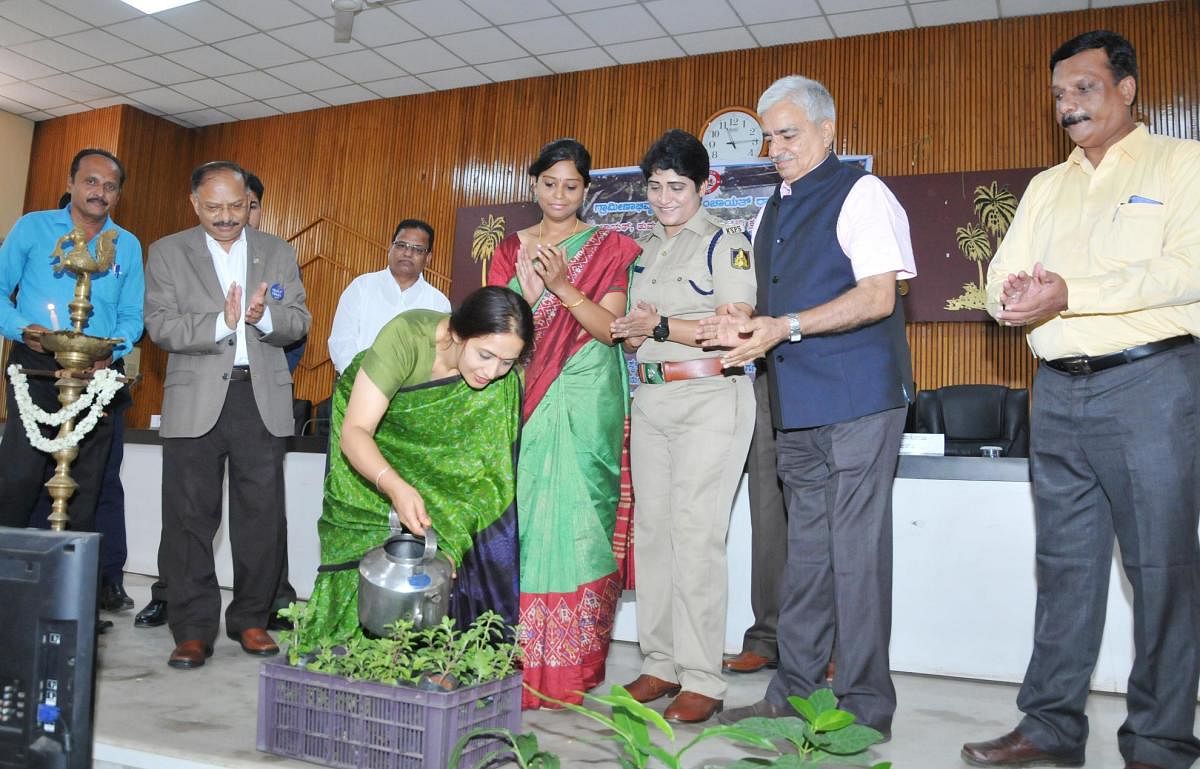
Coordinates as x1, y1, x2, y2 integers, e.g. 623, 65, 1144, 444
0, 111, 34, 237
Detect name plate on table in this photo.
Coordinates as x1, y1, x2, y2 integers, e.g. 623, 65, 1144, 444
900, 432, 944, 456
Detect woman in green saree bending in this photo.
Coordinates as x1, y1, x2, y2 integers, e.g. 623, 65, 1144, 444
299, 286, 533, 649
487, 138, 641, 708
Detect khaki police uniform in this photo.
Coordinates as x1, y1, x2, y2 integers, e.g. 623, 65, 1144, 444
629, 208, 756, 700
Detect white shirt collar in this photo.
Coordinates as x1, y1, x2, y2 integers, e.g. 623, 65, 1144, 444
203, 227, 248, 253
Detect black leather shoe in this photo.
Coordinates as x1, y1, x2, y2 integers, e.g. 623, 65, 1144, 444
134, 599, 168, 628
99, 581, 134, 612
266, 612, 293, 631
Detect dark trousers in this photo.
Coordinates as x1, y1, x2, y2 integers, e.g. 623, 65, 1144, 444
148, 467, 296, 611
95, 411, 128, 582
1017, 346, 1200, 769
741, 369, 788, 659
0, 343, 114, 533
162, 380, 285, 645
766, 406, 905, 732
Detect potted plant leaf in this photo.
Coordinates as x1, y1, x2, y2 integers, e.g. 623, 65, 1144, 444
449, 684, 890, 769
257, 603, 523, 769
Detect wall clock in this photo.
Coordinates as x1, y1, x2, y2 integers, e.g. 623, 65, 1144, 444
702, 108, 764, 162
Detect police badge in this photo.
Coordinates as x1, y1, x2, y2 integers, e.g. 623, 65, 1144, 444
730, 248, 751, 270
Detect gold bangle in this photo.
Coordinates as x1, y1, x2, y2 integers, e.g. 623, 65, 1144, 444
563, 295, 586, 309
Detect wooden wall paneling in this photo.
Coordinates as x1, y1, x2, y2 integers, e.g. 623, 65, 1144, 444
21, 106, 123, 211
112, 105, 198, 429
14, 0, 1199, 425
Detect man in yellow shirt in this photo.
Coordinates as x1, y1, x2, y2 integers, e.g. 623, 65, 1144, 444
962, 30, 1200, 769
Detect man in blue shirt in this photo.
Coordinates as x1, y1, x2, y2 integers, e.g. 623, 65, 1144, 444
0, 148, 145, 545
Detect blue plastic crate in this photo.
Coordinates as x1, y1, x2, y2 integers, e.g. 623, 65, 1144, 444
257, 657, 522, 769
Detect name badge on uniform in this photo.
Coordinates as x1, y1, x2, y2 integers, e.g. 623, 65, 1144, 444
270, 283, 285, 301
730, 248, 751, 270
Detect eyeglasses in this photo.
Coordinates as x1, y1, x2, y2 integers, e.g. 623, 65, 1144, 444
391, 241, 429, 256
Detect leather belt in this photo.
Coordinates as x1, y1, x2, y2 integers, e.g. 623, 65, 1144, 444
1044, 335, 1193, 376
228, 365, 251, 381
638, 357, 743, 384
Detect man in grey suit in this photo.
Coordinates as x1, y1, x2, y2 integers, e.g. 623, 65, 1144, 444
144, 161, 310, 670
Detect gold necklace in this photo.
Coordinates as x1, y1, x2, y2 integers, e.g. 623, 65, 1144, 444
536, 217, 580, 246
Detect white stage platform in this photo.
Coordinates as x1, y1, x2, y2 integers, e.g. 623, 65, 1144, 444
118, 435, 1153, 695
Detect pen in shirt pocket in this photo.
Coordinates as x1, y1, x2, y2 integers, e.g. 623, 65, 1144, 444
1113, 195, 1164, 221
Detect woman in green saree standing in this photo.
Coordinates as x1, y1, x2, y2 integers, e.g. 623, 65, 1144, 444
299, 286, 533, 649
487, 138, 641, 709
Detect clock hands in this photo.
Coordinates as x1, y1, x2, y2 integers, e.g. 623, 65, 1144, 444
704, 110, 762, 159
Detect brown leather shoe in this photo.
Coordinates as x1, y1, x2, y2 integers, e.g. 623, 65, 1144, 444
722, 651, 777, 674
961, 729, 1084, 767
622, 674, 681, 704
226, 627, 279, 656
663, 691, 722, 723
168, 640, 213, 669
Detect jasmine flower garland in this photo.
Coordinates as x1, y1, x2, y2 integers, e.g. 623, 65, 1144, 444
6, 364, 125, 453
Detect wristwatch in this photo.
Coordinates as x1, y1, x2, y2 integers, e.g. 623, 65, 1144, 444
786, 313, 803, 343
652, 315, 670, 342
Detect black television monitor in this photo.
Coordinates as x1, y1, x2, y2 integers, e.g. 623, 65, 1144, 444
0, 529, 100, 769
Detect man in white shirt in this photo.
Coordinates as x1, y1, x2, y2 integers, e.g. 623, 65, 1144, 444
327, 219, 450, 374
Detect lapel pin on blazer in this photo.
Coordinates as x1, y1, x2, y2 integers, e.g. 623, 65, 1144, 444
270, 283, 285, 301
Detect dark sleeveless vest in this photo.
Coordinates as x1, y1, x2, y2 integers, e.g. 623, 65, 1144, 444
755, 153, 910, 430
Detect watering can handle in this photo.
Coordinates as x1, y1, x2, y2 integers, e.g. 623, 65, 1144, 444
387, 508, 439, 558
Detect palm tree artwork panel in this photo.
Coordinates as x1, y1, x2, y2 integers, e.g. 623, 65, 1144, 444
885, 168, 1041, 322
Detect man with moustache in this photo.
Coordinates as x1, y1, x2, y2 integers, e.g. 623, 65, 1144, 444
144, 161, 310, 669
697, 75, 915, 739
327, 219, 449, 375
0, 149, 144, 551
962, 31, 1200, 769
134, 170, 301, 632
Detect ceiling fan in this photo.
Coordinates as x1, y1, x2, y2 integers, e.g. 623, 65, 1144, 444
332, 0, 408, 43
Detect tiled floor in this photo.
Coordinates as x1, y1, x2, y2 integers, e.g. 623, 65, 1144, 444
91, 575, 1189, 768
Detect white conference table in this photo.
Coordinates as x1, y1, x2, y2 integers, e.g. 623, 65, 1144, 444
119, 435, 1151, 694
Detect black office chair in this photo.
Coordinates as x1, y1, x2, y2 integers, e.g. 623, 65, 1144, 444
292, 398, 312, 436
313, 398, 332, 438
913, 385, 1030, 458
